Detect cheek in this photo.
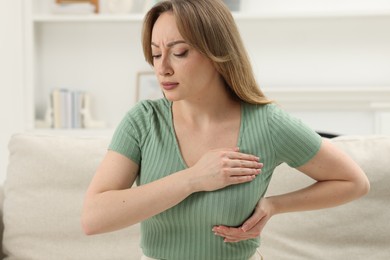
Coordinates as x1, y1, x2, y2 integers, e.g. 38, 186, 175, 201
176, 54, 217, 84
177, 61, 196, 80
182, 57, 212, 75
181, 65, 194, 77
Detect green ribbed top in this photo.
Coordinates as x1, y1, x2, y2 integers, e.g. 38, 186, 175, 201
109, 99, 322, 260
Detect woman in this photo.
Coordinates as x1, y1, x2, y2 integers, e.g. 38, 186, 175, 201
82, 0, 370, 259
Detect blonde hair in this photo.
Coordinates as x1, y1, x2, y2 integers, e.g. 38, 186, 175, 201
142, 0, 271, 105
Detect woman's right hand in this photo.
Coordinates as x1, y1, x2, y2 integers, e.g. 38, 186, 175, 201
188, 147, 263, 192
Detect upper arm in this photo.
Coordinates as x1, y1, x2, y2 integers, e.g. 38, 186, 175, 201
267, 104, 322, 167
86, 150, 139, 196
296, 138, 367, 184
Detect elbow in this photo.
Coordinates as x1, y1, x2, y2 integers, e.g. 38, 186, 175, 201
81, 214, 95, 236
354, 171, 370, 198
360, 175, 370, 196
82, 226, 95, 236
81, 194, 105, 236
82, 223, 95, 236
81, 209, 101, 236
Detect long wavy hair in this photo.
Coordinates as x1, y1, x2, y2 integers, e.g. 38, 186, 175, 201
142, 0, 271, 105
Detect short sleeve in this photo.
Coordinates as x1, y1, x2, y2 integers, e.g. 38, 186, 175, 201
268, 104, 322, 168
108, 101, 151, 164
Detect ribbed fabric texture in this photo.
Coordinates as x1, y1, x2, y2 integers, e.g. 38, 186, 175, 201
109, 99, 322, 260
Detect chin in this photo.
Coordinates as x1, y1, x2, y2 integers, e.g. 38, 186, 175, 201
164, 93, 183, 102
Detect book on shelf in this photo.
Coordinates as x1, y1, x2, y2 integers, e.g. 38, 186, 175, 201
47, 88, 106, 129
51, 89, 85, 129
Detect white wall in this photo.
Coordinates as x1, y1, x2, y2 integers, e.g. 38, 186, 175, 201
0, 0, 24, 183
0, 0, 389, 183
237, 0, 390, 136
241, 0, 390, 13
238, 17, 390, 87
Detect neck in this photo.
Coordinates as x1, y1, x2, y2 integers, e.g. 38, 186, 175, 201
172, 89, 240, 127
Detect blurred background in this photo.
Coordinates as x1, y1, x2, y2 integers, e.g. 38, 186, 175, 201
1, 0, 390, 183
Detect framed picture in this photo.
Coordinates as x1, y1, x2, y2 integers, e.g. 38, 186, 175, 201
136, 71, 164, 102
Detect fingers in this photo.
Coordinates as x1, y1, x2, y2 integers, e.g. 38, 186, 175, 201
229, 174, 257, 185
212, 226, 259, 243
192, 148, 264, 191
241, 210, 261, 232
220, 149, 263, 172
228, 165, 263, 174
212, 224, 263, 242
241, 198, 273, 232
212, 199, 272, 243
228, 160, 263, 170
222, 162, 263, 183
222, 169, 261, 186
226, 148, 260, 162
219, 150, 263, 186
214, 147, 259, 161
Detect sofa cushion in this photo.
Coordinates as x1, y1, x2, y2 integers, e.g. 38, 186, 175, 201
3, 133, 142, 259
4, 133, 389, 259
261, 135, 390, 259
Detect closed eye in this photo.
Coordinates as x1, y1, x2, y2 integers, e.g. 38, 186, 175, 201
174, 50, 188, 58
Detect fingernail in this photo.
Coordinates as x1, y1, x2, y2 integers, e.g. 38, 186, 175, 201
259, 163, 264, 168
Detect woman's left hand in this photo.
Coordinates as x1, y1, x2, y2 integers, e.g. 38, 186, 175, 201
212, 198, 274, 243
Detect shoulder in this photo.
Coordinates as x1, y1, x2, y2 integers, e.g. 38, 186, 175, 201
243, 102, 277, 111
243, 102, 302, 125
116, 98, 170, 137
128, 98, 169, 115
242, 102, 279, 121
123, 98, 170, 123
109, 99, 170, 161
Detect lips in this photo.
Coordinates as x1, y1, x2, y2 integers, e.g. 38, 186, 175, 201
161, 82, 178, 91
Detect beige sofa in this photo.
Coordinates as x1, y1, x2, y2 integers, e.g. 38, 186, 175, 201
1, 133, 389, 259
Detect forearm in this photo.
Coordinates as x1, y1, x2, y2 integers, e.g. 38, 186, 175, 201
82, 169, 193, 235
82, 148, 262, 235
213, 140, 370, 242
268, 179, 367, 215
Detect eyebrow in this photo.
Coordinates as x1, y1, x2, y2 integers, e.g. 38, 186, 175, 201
151, 40, 187, 48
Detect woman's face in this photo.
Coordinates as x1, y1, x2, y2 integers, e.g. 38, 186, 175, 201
151, 12, 221, 102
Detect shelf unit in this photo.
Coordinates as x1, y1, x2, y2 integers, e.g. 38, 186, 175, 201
24, 0, 149, 133
23, 0, 390, 135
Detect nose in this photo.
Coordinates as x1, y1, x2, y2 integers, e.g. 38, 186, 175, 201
157, 55, 173, 76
